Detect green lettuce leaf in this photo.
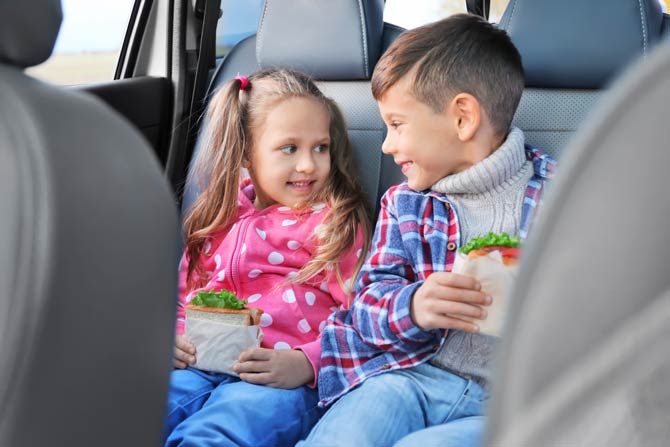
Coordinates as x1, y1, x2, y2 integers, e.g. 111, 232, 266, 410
190, 289, 247, 309
459, 232, 521, 254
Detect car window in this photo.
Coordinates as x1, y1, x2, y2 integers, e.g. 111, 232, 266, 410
384, 0, 510, 27
385, 0, 669, 28
26, 0, 135, 85
216, 0, 264, 59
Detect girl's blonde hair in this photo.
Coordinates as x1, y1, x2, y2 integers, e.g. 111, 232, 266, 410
184, 68, 372, 291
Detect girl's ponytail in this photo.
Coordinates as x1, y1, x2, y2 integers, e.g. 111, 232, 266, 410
183, 77, 249, 288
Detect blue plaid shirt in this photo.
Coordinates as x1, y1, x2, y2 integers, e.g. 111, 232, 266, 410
318, 147, 556, 406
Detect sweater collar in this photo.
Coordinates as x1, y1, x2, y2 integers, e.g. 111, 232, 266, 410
430, 127, 527, 195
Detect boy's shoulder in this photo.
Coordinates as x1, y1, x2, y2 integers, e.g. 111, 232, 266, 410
380, 182, 450, 217
381, 182, 427, 205
525, 145, 557, 181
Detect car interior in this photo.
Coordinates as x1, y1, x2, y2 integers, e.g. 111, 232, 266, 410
1, 0, 668, 445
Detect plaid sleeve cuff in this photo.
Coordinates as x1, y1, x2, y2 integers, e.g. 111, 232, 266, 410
388, 281, 439, 344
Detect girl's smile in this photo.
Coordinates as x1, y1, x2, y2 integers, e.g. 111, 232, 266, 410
247, 97, 332, 210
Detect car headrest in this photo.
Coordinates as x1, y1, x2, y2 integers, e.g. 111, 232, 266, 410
256, 0, 385, 80
0, 0, 62, 68
500, 0, 664, 88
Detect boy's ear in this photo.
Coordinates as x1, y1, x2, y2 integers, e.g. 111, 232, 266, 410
450, 93, 481, 142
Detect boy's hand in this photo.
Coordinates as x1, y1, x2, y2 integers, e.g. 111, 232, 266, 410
234, 348, 314, 389
411, 272, 491, 332
173, 334, 196, 369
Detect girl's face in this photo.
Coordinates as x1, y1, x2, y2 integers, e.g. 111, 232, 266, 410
247, 97, 331, 210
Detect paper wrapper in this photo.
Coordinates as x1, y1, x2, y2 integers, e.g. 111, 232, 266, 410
185, 314, 263, 375
451, 250, 517, 337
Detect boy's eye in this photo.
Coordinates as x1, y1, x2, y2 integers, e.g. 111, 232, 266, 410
314, 144, 329, 153
280, 145, 297, 154
390, 122, 401, 130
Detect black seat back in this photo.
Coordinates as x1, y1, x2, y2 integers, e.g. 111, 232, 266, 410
181, 0, 403, 218
0, 1, 179, 445
504, 0, 665, 159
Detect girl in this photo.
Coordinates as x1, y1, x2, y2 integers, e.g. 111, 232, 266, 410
164, 68, 372, 447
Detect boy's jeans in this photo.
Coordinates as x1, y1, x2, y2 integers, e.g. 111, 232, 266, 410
164, 367, 324, 447
299, 363, 488, 447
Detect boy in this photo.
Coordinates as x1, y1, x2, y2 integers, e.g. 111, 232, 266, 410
299, 13, 556, 447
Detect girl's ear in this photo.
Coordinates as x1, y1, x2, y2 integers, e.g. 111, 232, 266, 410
241, 150, 251, 169
450, 93, 481, 142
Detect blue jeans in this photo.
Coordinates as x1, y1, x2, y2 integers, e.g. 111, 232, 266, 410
298, 363, 488, 447
164, 367, 324, 447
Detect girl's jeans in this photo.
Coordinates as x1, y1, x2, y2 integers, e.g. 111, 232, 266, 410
299, 363, 488, 447
164, 367, 323, 447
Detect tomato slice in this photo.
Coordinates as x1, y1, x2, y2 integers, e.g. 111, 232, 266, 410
499, 247, 520, 259
469, 246, 520, 260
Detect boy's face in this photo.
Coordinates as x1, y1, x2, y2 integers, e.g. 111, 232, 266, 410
378, 75, 472, 191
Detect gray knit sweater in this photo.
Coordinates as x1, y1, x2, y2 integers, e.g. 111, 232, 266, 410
428, 127, 533, 388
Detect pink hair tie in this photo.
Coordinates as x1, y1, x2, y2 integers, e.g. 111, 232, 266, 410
235, 75, 249, 90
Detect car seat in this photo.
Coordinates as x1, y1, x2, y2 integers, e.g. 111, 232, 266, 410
504, 0, 665, 159
0, 1, 179, 446
485, 39, 670, 447
181, 0, 403, 218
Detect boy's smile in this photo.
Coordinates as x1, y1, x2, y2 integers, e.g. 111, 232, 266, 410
378, 75, 475, 191
248, 97, 331, 210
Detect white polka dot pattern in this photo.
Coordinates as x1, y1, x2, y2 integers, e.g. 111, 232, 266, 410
268, 252, 284, 265
282, 289, 296, 303
297, 319, 311, 333
260, 313, 273, 327
176, 181, 363, 364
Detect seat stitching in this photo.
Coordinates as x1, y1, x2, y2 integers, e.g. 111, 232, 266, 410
638, 0, 648, 57
505, 0, 520, 31
255, 0, 270, 68
356, 0, 369, 77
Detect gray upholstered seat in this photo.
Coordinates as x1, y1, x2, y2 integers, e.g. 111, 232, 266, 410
485, 40, 670, 447
484, 2, 670, 445
0, 1, 178, 445
181, 0, 403, 218
504, 0, 665, 159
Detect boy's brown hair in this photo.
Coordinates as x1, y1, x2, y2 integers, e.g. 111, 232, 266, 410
371, 13, 524, 136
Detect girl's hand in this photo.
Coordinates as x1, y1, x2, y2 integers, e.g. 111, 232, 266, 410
173, 334, 196, 369
233, 348, 314, 389
411, 272, 491, 332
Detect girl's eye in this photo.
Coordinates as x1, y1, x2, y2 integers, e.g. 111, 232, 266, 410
314, 144, 329, 153
280, 145, 297, 155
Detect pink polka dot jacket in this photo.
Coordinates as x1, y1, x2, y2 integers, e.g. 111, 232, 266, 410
177, 178, 364, 385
